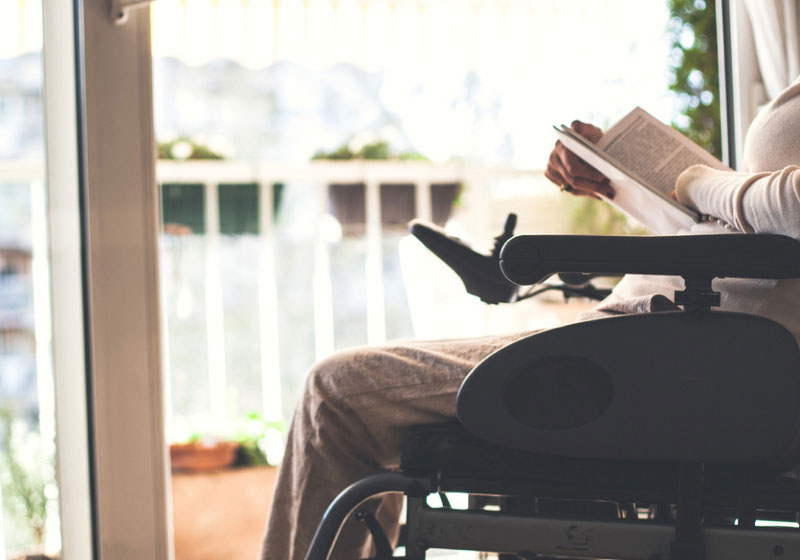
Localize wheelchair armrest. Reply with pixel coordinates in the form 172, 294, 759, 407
499, 233, 800, 286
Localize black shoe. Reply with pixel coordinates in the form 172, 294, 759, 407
408, 213, 519, 304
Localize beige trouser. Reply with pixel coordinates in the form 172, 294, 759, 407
259, 330, 532, 560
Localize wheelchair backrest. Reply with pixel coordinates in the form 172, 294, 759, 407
457, 311, 800, 464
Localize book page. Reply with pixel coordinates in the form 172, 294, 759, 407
554, 126, 702, 234
597, 107, 729, 197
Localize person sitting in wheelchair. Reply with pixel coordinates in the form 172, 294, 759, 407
259, 73, 800, 560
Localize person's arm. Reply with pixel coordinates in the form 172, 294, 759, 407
675, 164, 800, 238
545, 121, 615, 199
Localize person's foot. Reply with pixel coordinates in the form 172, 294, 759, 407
408, 214, 519, 304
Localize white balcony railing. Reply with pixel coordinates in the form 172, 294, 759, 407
155, 159, 559, 436
2, 159, 578, 444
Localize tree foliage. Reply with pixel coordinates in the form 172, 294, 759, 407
1, 409, 50, 548
668, 0, 722, 157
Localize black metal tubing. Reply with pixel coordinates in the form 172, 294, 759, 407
407, 507, 800, 559
671, 463, 706, 560
354, 508, 394, 560
305, 473, 433, 560
435, 472, 800, 514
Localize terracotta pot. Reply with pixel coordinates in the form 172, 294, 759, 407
8, 551, 53, 560
169, 441, 239, 471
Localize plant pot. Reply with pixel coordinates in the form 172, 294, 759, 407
169, 441, 239, 472
8, 550, 55, 560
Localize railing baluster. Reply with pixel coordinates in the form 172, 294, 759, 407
8, 159, 552, 435
365, 177, 386, 345
258, 180, 283, 422
414, 179, 433, 223
313, 181, 335, 360
204, 181, 228, 433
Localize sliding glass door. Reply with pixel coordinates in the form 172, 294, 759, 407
0, 1, 93, 559
3, 1, 170, 558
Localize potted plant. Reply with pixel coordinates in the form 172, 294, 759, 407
169, 437, 239, 472
169, 413, 286, 471
230, 412, 286, 467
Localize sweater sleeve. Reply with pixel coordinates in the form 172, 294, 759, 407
674, 164, 800, 238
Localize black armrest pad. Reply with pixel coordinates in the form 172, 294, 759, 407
499, 234, 800, 286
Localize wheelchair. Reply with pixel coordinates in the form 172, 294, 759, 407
305, 232, 800, 560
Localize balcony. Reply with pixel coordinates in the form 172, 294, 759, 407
155, 158, 585, 442
0, 158, 597, 444
155, 157, 593, 560
1, 155, 597, 560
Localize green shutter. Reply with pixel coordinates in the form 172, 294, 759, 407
161, 183, 205, 234
219, 183, 259, 235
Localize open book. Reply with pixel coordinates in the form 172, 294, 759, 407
554, 107, 733, 235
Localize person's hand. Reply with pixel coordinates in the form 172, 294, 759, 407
545, 120, 614, 199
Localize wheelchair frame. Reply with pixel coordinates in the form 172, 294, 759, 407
308, 467, 800, 559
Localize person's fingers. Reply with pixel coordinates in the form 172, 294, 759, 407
544, 164, 567, 188
569, 175, 612, 199
549, 146, 614, 198
561, 151, 609, 184
546, 126, 615, 199
570, 120, 603, 143
553, 142, 608, 184
546, 162, 610, 200
563, 181, 601, 199
545, 164, 576, 193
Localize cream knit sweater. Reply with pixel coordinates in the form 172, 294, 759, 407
591, 75, 800, 341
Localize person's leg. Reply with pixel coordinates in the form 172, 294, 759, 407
259, 330, 532, 560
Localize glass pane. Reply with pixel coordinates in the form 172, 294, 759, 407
0, 0, 62, 557
151, 1, 721, 557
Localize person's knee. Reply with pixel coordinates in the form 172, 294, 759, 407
296, 347, 391, 443
303, 345, 389, 405
294, 347, 395, 464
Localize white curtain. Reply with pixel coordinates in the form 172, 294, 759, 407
743, 0, 800, 100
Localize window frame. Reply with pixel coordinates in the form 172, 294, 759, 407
41, 1, 95, 557
70, 0, 170, 557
